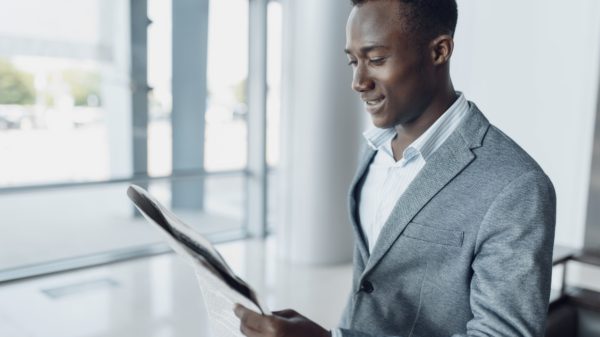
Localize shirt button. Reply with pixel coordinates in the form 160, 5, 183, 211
360, 280, 374, 293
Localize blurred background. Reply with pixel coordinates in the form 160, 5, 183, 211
1, 0, 600, 336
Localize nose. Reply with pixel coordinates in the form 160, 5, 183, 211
352, 64, 374, 93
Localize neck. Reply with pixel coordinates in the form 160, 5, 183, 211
392, 82, 457, 158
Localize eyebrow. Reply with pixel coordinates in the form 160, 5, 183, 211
344, 45, 389, 55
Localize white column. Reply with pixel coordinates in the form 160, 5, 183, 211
278, 0, 363, 265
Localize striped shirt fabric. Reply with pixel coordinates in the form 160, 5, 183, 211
359, 93, 470, 253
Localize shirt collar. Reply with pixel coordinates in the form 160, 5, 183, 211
362, 93, 469, 161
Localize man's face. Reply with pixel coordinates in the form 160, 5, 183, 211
345, 1, 435, 129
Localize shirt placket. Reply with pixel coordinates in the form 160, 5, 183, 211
371, 163, 402, 250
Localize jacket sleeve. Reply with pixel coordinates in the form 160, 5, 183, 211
338, 170, 557, 337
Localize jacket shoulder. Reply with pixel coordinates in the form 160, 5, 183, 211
475, 124, 548, 180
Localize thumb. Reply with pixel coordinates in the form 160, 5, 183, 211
234, 303, 267, 332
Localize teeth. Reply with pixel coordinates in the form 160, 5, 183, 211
366, 98, 383, 105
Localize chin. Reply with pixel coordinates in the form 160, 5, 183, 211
371, 115, 394, 129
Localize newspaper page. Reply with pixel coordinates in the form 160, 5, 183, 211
126, 185, 270, 337
194, 262, 263, 337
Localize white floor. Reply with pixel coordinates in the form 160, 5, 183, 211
0, 238, 353, 337
3, 237, 600, 337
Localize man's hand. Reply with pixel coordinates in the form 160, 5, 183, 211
234, 304, 331, 337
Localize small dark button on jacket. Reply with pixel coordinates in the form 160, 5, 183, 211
360, 280, 374, 293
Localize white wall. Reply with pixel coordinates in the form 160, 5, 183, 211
452, 1, 600, 248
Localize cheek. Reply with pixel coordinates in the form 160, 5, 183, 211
379, 68, 427, 118
384, 66, 428, 100
377, 65, 411, 92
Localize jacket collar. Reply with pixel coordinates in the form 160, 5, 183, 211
348, 103, 490, 272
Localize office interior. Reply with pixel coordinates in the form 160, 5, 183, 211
1, 0, 600, 336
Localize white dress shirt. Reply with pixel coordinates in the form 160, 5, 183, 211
331, 93, 470, 337
359, 93, 470, 253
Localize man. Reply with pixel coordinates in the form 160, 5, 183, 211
235, 0, 556, 336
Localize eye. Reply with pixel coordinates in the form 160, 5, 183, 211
369, 57, 386, 65
347, 59, 357, 67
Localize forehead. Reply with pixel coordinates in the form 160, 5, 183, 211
345, 1, 407, 51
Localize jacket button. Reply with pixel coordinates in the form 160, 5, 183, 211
360, 280, 374, 293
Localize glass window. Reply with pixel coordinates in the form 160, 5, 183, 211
148, 0, 173, 177
0, 0, 268, 280
267, 0, 282, 167
267, 0, 282, 230
205, 0, 249, 172
0, 0, 131, 186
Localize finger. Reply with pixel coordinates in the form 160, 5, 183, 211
239, 321, 262, 337
234, 304, 268, 332
272, 308, 298, 319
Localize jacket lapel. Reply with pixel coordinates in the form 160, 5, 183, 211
349, 145, 376, 261
361, 105, 490, 277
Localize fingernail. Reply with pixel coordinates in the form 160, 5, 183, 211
233, 304, 243, 317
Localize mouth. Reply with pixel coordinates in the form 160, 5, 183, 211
363, 96, 385, 114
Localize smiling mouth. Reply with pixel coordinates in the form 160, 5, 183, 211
363, 95, 385, 105
366, 98, 384, 105
364, 96, 385, 113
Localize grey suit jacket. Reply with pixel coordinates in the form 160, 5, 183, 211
338, 103, 556, 337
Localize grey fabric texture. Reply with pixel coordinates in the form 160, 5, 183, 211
339, 103, 557, 337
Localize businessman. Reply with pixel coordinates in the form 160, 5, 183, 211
235, 1, 557, 337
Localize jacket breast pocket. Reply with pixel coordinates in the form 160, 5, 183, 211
402, 222, 464, 247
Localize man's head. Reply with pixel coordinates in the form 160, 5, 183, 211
345, 0, 458, 129
351, 0, 457, 43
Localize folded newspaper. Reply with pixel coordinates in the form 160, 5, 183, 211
127, 184, 270, 337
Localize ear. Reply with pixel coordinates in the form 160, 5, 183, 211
429, 35, 454, 66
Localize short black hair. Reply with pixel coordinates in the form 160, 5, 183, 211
350, 0, 458, 40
